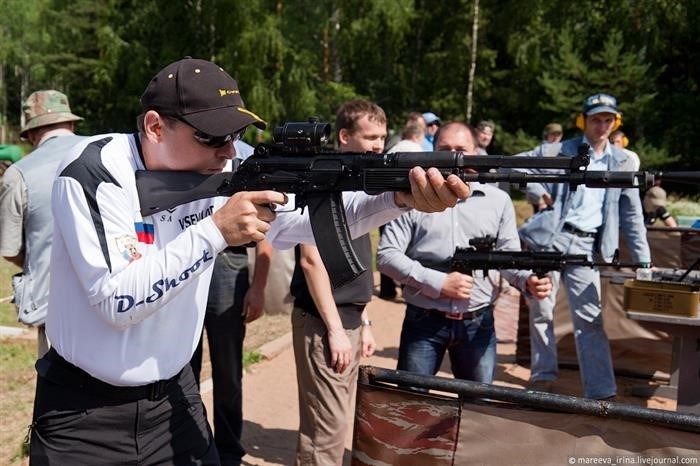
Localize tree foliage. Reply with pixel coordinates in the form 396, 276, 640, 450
0, 0, 697, 186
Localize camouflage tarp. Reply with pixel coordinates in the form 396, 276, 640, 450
354, 367, 700, 466
352, 383, 460, 466
456, 402, 700, 465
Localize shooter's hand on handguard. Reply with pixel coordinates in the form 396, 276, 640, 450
394, 167, 471, 212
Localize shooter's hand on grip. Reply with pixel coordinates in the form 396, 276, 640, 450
526, 274, 553, 300
212, 190, 288, 246
441, 271, 474, 300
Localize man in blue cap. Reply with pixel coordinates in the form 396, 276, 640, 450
516, 93, 651, 400
421, 111, 440, 151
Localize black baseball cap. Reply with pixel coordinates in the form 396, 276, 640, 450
140, 57, 266, 137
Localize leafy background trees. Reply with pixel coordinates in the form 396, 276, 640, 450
1, 0, 698, 182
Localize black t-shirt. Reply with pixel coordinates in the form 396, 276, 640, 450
291, 233, 373, 329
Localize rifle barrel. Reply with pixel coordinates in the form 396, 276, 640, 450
389, 151, 588, 171
459, 171, 648, 188
652, 171, 700, 184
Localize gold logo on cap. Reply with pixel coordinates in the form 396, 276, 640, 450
237, 107, 266, 124
219, 89, 240, 97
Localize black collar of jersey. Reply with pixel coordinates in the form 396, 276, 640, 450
133, 132, 146, 168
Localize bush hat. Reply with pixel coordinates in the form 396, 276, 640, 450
20, 90, 83, 139
643, 186, 667, 212
544, 122, 563, 134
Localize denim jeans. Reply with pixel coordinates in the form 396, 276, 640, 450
526, 231, 617, 400
397, 304, 496, 384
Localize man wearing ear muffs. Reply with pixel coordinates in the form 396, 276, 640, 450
609, 129, 640, 171
515, 93, 651, 400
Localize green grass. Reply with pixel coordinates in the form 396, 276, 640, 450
243, 350, 263, 368
0, 261, 33, 464
0, 260, 21, 327
668, 196, 700, 218
0, 338, 36, 465
0, 305, 20, 327
0, 339, 35, 373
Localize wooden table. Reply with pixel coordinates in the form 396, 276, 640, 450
625, 311, 700, 414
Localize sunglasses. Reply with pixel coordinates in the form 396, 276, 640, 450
192, 127, 246, 148
169, 115, 246, 148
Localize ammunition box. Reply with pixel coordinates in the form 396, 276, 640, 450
623, 279, 699, 317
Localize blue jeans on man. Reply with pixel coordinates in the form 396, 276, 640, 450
397, 304, 497, 384
526, 231, 616, 400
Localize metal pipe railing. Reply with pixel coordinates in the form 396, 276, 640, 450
359, 366, 700, 434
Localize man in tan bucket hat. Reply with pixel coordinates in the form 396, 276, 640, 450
0, 89, 85, 356
643, 184, 678, 227
19, 89, 83, 141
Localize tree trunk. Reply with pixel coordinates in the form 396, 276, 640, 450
0, 63, 5, 143
466, 0, 480, 122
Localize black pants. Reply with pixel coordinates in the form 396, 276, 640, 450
30, 349, 219, 465
191, 250, 249, 466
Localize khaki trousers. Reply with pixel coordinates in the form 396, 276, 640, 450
292, 307, 362, 466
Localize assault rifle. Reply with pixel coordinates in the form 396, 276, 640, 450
451, 244, 646, 278
135, 120, 695, 288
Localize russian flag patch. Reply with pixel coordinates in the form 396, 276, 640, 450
135, 222, 155, 244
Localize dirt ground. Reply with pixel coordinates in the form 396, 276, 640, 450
243, 313, 293, 354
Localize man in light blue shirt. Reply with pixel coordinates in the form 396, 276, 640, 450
517, 93, 651, 400
421, 111, 440, 150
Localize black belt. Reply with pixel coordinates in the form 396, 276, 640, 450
423, 307, 488, 321
40, 348, 181, 402
222, 246, 248, 255
562, 223, 596, 238
336, 303, 366, 313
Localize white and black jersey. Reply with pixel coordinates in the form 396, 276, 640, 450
47, 133, 229, 385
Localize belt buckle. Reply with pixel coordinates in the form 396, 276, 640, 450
148, 380, 167, 401
444, 311, 464, 320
